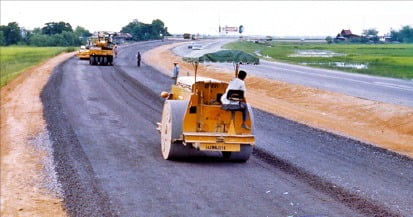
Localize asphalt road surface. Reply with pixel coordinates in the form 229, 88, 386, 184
41, 40, 412, 217
173, 40, 413, 107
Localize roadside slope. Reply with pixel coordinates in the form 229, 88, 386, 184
0, 52, 73, 216
143, 42, 413, 158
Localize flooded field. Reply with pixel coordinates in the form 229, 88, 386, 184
225, 41, 413, 79
289, 50, 345, 58
301, 62, 368, 69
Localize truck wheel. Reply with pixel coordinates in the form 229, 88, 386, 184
94, 56, 99, 65
103, 56, 108, 65
90, 56, 95, 65
161, 100, 190, 160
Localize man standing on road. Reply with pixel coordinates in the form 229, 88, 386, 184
137, 52, 141, 67
172, 63, 179, 84
221, 70, 250, 130
114, 45, 118, 58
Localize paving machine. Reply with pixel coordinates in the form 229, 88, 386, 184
88, 32, 115, 65
158, 50, 259, 162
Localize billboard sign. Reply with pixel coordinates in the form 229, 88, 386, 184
222, 26, 238, 33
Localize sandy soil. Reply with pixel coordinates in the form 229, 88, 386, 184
143, 42, 413, 158
0, 53, 74, 216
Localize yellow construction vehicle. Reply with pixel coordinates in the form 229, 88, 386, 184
77, 45, 90, 60
158, 50, 259, 162
88, 32, 115, 65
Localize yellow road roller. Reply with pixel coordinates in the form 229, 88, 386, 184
158, 50, 259, 162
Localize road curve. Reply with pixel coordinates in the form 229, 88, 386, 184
41, 40, 412, 216
173, 40, 413, 107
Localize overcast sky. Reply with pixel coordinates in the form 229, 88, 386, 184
1, 1, 412, 36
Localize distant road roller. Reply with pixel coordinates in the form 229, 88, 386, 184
88, 32, 115, 65
158, 50, 259, 162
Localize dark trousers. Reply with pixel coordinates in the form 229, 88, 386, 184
222, 102, 248, 121
137, 60, 141, 67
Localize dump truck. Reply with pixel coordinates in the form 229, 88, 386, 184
158, 50, 259, 162
88, 32, 115, 65
183, 33, 191, 39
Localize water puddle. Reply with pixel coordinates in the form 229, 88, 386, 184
300, 62, 368, 69
289, 50, 345, 57
333, 62, 368, 69
254, 50, 262, 56
254, 50, 272, 59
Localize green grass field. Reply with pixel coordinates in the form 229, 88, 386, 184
224, 41, 413, 79
0, 46, 75, 87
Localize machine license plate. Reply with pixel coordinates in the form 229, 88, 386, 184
200, 143, 240, 152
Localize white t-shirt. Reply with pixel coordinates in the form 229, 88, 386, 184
221, 78, 246, 105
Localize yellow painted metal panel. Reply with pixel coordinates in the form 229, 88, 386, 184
200, 143, 240, 152
183, 133, 255, 145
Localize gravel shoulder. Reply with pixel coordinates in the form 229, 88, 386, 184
0, 53, 72, 216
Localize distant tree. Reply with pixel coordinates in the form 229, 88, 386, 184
29, 34, 51, 46
1, 22, 22, 45
42, 21, 73, 35
121, 19, 143, 41
63, 31, 81, 46
362, 28, 379, 43
325, 36, 333, 44
20, 28, 32, 45
349, 37, 363, 43
362, 28, 378, 37
390, 26, 413, 43
151, 19, 166, 39
164, 27, 171, 36
74, 26, 92, 44
121, 19, 170, 41
32, 27, 42, 35
74, 26, 91, 37
28, 31, 81, 46
0, 30, 4, 45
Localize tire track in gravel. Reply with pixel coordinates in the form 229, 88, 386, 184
41, 59, 119, 217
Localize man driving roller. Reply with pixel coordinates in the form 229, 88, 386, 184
221, 70, 250, 130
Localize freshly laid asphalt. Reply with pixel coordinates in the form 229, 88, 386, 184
41, 40, 412, 217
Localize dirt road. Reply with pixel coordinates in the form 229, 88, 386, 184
38, 40, 412, 216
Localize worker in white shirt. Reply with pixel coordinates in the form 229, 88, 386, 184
221, 70, 250, 130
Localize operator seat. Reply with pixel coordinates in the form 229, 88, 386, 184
222, 90, 244, 111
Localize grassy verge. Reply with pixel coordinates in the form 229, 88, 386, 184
224, 41, 413, 79
0, 46, 76, 87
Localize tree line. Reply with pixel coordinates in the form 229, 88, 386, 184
390, 26, 413, 43
0, 19, 169, 46
120, 19, 170, 41
326, 26, 413, 44
0, 21, 91, 46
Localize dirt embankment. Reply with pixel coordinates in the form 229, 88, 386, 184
1, 53, 74, 216
143, 42, 413, 158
